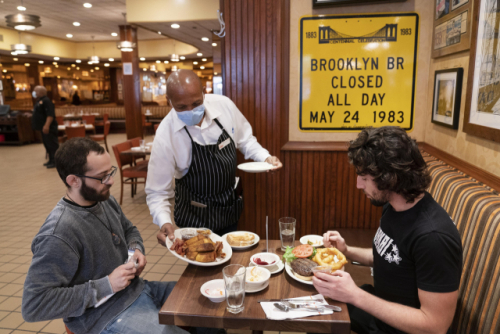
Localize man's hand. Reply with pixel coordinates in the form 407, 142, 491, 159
323, 230, 348, 253
265, 156, 283, 172
108, 262, 136, 293
132, 249, 147, 276
157, 223, 176, 247
312, 271, 360, 304
42, 125, 49, 134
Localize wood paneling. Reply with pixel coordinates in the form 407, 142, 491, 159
221, 0, 381, 239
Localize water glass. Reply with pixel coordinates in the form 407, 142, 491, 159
222, 264, 245, 314
279, 217, 296, 251
139, 139, 145, 150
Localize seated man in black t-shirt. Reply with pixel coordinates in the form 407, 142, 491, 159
314, 126, 462, 334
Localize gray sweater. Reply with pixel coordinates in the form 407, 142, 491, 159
22, 196, 146, 334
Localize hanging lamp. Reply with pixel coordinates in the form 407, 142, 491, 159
117, 13, 136, 52
11, 31, 31, 55
5, 13, 41, 31
88, 36, 99, 64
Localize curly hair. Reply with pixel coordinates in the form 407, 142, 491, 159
347, 126, 431, 203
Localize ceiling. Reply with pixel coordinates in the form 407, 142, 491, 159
0, 0, 219, 59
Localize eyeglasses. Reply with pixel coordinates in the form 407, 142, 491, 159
75, 166, 117, 184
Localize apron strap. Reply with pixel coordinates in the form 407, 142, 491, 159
183, 126, 194, 142
213, 118, 224, 131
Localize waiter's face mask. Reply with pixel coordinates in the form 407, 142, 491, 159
173, 95, 205, 126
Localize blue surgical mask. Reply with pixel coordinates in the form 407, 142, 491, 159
175, 104, 205, 126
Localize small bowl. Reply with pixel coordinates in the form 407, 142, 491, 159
250, 252, 280, 268
300, 235, 324, 247
200, 279, 226, 303
180, 228, 197, 241
245, 266, 271, 287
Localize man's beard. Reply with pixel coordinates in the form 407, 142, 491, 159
368, 190, 390, 207
80, 179, 111, 202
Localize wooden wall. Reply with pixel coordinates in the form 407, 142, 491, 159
220, 0, 381, 239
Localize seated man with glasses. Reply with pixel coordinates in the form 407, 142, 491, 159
22, 138, 189, 334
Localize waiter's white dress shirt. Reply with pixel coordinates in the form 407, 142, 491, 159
146, 94, 271, 229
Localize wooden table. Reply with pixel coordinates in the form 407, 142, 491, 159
63, 113, 101, 120
120, 147, 152, 156
159, 240, 350, 334
58, 124, 95, 131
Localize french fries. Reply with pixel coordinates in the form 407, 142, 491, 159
312, 247, 348, 271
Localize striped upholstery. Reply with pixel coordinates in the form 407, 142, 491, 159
424, 152, 500, 334
55, 106, 171, 120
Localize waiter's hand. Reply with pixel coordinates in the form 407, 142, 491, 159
42, 125, 49, 134
157, 223, 176, 247
265, 156, 283, 172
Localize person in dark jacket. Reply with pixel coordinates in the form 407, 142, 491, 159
31, 86, 59, 168
72, 91, 81, 105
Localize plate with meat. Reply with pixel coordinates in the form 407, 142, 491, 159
167, 228, 233, 266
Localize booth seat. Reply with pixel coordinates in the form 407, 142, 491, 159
55, 106, 171, 120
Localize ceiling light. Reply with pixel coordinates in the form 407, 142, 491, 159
197, 53, 202, 56
171, 23, 180, 29
193, 61, 198, 65
201, 37, 209, 42
11, 52, 17, 55
54, 57, 59, 60
83, 3, 92, 8
67, 67, 70, 70
111, 32, 118, 37
71, 64, 75, 67
88, 61, 93, 65
158, 31, 161, 34
156, 60, 160, 63
73, 22, 80, 26
13, 58, 18, 61
164, 60, 169, 64
55, 65, 59, 68
89, 36, 99, 63
6, 14, 41, 31
57, 75, 60, 78
212, 43, 217, 46
214, 72, 218, 75
143, 68, 147, 71
200, 66, 205, 69
76, 59, 81, 63
117, 40, 135, 52
95, 67, 99, 70
180, 56, 185, 60
38, 60, 43, 64
17, 6, 26, 11
172, 65, 178, 71
53, 62, 57, 65
2, 70, 6, 73
66, 34, 73, 38
11, 43, 31, 55
24, 63, 29, 66
104, 63, 109, 67
105, 58, 112, 62
140, 57, 145, 61
171, 54, 179, 62
90, 69, 94, 72
76, 67, 80, 70
202, 58, 207, 61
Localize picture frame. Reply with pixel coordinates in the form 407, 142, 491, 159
436, 0, 450, 20
432, 68, 463, 129
451, 0, 469, 10
464, 0, 500, 142
312, 0, 406, 8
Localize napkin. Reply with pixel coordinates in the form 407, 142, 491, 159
260, 294, 333, 320
131, 146, 148, 151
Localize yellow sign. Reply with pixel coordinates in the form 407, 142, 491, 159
299, 13, 419, 132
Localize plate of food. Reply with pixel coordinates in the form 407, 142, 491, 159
167, 228, 232, 266
283, 244, 347, 285
222, 231, 260, 250
299, 235, 324, 247
237, 162, 274, 173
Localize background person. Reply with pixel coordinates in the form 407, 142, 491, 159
31, 85, 58, 168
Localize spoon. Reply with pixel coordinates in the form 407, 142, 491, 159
273, 303, 324, 313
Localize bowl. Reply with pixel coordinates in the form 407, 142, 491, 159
200, 279, 226, 303
299, 235, 324, 247
245, 266, 271, 287
250, 252, 280, 268
180, 228, 197, 241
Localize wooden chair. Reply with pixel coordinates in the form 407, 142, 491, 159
65, 125, 86, 139
89, 121, 111, 152
82, 115, 96, 126
56, 116, 64, 125
128, 137, 148, 169
154, 123, 159, 133
95, 113, 109, 127
112, 141, 148, 205
142, 114, 153, 135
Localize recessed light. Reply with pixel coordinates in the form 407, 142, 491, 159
193, 61, 198, 65
55, 65, 58, 68
53, 62, 57, 65
57, 75, 61, 78
214, 72, 218, 75
83, 3, 92, 8
76, 67, 80, 70
201, 37, 209, 42
76, 59, 81, 63
158, 31, 161, 34
171, 23, 180, 29
104, 63, 109, 67
38, 60, 44, 64
88, 61, 93, 65
95, 67, 99, 70
67, 67, 70, 70
140, 57, 145, 61
202, 58, 207, 61
197, 53, 202, 56
13, 58, 18, 61
90, 69, 94, 72
212, 43, 217, 47
54, 57, 60, 60
66, 34, 73, 38
71, 64, 75, 67
111, 32, 118, 37
164, 60, 169, 64
143, 68, 147, 71
2, 70, 6, 73
108, 58, 114, 61
200, 66, 205, 69
156, 60, 160, 63
73, 22, 80, 26
24, 63, 30, 66
17, 5, 26, 11
180, 56, 185, 60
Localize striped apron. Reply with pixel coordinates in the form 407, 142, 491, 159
174, 119, 243, 231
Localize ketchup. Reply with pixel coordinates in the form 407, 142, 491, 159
254, 258, 276, 265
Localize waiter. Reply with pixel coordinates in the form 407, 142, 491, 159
31, 86, 59, 169
146, 70, 282, 246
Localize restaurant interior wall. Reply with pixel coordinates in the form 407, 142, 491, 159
126, 0, 219, 23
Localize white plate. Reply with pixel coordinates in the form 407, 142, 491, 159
166, 228, 232, 266
237, 162, 274, 173
285, 262, 314, 285
300, 235, 324, 247
221, 231, 260, 250
245, 280, 269, 293
249, 259, 284, 274
200, 279, 226, 303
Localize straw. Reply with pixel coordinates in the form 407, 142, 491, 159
266, 216, 268, 252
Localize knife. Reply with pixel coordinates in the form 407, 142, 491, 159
257, 298, 324, 303
286, 302, 342, 312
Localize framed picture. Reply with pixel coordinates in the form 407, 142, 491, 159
432, 0, 471, 58
464, 0, 500, 142
436, 0, 450, 20
451, 0, 469, 10
432, 68, 463, 129
312, 0, 406, 8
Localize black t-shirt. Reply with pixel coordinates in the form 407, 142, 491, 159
372, 192, 462, 334
31, 96, 57, 131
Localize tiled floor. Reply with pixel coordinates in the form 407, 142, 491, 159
0, 134, 307, 334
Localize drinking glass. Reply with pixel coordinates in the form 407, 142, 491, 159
139, 139, 145, 150
279, 217, 296, 251
222, 264, 245, 314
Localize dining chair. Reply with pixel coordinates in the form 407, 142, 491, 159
112, 141, 148, 205
89, 121, 111, 152
95, 113, 109, 127
65, 125, 86, 139
142, 114, 153, 135
82, 115, 96, 126
56, 116, 64, 125
128, 137, 149, 169
154, 123, 159, 133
